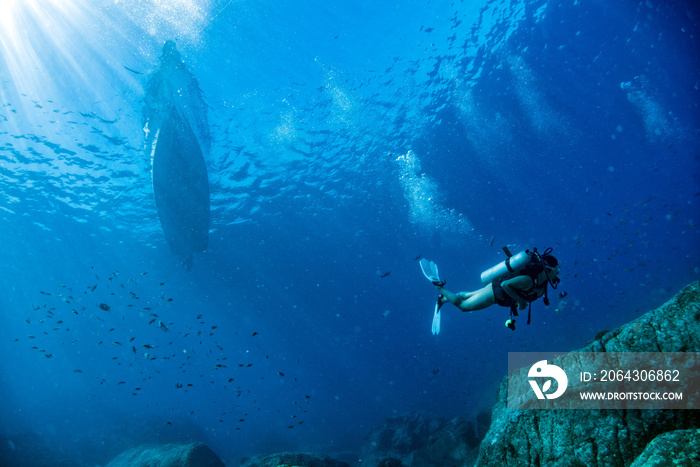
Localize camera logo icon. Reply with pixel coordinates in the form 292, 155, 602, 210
528, 360, 568, 400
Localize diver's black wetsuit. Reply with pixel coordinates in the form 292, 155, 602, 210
492, 277, 545, 307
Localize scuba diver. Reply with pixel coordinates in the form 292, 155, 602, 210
421, 247, 561, 333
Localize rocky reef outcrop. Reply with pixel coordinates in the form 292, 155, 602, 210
0, 432, 75, 467
358, 411, 489, 466
629, 428, 700, 467
475, 281, 700, 467
240, 451, 351, 467
105, 442, 225, 467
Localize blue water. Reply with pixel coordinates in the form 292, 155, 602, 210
1, 0, 698, 464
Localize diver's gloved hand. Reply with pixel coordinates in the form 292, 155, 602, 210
510, 303, 519, 317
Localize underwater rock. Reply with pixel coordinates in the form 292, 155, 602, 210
105, 442, 225, 467
474, 409, 492, 440
629, 428, 700, 467
376, 458, 403, 467
0, 432, 74, 467
475, 281, 700, 467
359, 412, 482, 467
240, 451, 350, 467
412, 417, 481, 466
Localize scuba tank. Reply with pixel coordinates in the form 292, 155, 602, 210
480, 247, 533, 285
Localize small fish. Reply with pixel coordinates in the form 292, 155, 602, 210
382, 310, 391, 318
558, 291, 568, 299
123, 65, 142, 75
99, 303, 110, 311
112, 341, 122, 346
39, 291, 52, 295
278, 371, 285, 377
378, 271, 391, 278
142, 344, 153, 349
117, 381, 125, 385
413, 255, 422, 261
91, 285, 97, 292
129, 337, 135, 342
158, 321, 169, 333
44, 353, 53, 358
252, 331, 259, 336
148, 319, 156, 325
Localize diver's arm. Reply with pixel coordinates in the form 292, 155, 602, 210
501, 276, 533, 310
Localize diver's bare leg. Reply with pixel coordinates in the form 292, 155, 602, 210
437, 284, 495, 312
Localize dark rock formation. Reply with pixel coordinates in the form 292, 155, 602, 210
240, 451, 350, 467
475, 282, 700, 467
377, 458, 402, 467
359, 412, 482, 467
0, 432, 74, 467
474, 409, 492, 440
629, 428, 700, 466
105, 442, 225, 467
